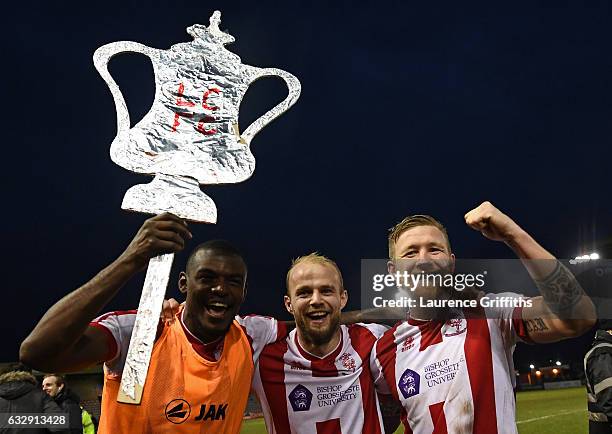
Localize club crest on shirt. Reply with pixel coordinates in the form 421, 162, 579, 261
289, 384, 313, 412
443, 318, 466, 337
401, 335, 415, 352
339, 352, 356, 372
398, 368, 420, 399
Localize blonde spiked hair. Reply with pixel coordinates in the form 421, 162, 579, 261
388, 215, 452, 258
286, 252, 344, 294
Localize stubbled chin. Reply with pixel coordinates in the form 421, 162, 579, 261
304, 315, 335, 334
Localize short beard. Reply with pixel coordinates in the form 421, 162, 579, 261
296, 312, 341, 347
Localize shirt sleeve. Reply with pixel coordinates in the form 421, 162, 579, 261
89, 310, 137, 375
235, 315, 287, 362
482, 292, 532, 346
357, 322, 390, 339
370, 345, 391, 395
369, 341, 391, 395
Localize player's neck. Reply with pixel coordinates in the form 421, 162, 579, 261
408, 305, 437, 321
408, 288, 450, 321
180, 309, 224, 345
409, 299, 451, 321
182, 310, 225, 344
297, 328, 342, 358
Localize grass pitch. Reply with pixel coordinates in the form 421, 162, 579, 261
240, 387, 588, 433
240, 418, 267, 434
516, 387, 587, 434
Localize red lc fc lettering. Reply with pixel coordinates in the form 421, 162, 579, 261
171, 83, 220, 135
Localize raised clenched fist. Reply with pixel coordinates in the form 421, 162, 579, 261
464, 201, 522, 243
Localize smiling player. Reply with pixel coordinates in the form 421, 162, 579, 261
20, 213, 285, 434
252, 253, 396, 433
371, 202, 597, 433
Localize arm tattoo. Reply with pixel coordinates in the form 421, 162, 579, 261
535, 261, 584, 315
524, 317, 549, 333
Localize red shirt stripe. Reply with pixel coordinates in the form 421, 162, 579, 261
428, 401, 448, 434
295, 333, 342, 378
376, 323, 402, 402
259, 340, 291, 433
464, 314, 498, 434
348, 325, 382, 434
408, 318, 443, 352
511, 306, 534, 344
316, 418, 341, 434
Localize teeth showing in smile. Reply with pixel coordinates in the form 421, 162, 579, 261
308, 312, 327, 319
207, 302, 228, 313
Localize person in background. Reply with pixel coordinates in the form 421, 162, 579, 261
0, 363, 66, 434
585, 319, 612, 433
80, 406, 95, 434
42, 374, 82, 434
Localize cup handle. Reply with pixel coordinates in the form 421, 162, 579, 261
93, 42, 158, 136
241, 68, 301, 145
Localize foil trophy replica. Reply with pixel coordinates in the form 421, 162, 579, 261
93, 11, 301, 404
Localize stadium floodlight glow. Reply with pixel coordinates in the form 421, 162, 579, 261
535, 370, 542, 376
529, 364, 535, 369
573, 252, 600, 262
555, 361, 561, 366
552, 368, 559, 374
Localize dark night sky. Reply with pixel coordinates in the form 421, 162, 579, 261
4, 1, 612, 372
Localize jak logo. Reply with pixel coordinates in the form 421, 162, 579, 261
165, 399, 191, 424
398, 369, 420, 399
288, 384, 313, 412
194, 403, 228, 422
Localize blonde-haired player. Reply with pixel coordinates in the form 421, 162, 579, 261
253, 252, 398, 433
372, 201, 596, 433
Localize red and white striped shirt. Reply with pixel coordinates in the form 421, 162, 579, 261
371, 293, 531, 434
253, 323, 388, 434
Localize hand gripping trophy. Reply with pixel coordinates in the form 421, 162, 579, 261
93, 10, 300, 404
